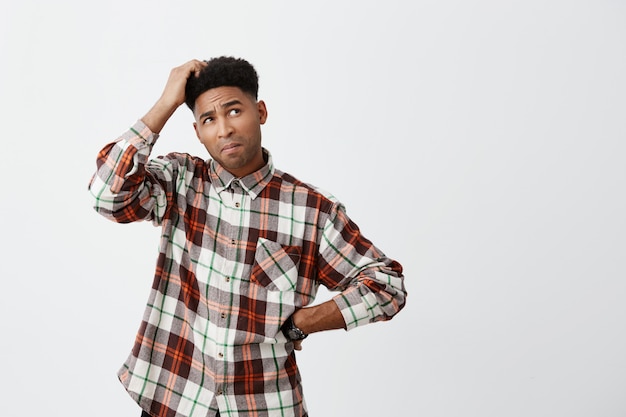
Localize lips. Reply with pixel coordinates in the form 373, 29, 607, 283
222, 142, 241, 155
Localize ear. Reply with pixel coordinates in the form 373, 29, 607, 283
257, 100, 268, 125
193, 122, 200, 140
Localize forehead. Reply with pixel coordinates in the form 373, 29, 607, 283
194, 86, 254, 111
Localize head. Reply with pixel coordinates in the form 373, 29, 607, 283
185, 56, 259, 111
186, 56, 268, 177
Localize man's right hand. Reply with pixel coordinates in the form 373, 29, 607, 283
141, 59, 207, 134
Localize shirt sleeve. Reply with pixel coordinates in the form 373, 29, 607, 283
88, 120, 173, 225
318, 203, 407, 331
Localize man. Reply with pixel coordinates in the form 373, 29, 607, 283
89, 57, 407, 417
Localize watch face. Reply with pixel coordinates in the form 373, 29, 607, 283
288, 327, 306, 340
282, 316, 307, 340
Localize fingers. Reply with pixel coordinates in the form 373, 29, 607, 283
293, 340, 303, 351
171, 59, 207, 81
185, 59, 208, 77
159, 59, 208, 108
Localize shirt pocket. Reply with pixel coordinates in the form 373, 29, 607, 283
250, 238, 301, 292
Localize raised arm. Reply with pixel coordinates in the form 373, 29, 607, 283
142, 59, 207, 133
88, 59, 207, 224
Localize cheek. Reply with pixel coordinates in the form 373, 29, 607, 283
197, 126, 216, 143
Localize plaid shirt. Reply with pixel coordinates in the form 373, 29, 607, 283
89, 121, 406, 417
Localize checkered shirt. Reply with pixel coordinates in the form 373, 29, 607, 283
88, 120, 407, 417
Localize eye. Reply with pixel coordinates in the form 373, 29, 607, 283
229, 108, 241, 116
203, 116, 214, 124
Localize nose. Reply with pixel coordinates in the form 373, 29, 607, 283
217, 118, 234, 139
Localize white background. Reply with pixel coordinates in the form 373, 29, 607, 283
1, 1, 625, 416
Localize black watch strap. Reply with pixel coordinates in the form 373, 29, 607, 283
281, 315, 308, 341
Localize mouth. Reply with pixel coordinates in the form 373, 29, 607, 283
221, 142, 241, 155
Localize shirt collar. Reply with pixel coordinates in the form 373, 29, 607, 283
209, 148, 274, 199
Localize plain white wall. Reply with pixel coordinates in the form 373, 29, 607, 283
1, 0, 624, 416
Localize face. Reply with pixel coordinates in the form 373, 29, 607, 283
193, 86, 268, 178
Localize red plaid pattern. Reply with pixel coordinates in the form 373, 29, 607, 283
89, 121, 406, 417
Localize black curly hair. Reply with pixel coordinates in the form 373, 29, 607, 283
185, 56, 259, 112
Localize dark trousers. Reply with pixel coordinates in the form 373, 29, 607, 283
142, 412, 220, 417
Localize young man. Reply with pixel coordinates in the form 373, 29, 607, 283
89, 57, 407, 417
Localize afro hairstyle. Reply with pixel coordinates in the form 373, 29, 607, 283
185, 56, 259, 112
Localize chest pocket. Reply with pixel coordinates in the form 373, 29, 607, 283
250, 238, 301, 292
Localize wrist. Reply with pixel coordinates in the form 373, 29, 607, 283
281, 315, 308, 341
142, 100, 179, 134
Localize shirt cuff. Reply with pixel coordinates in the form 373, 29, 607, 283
333, 289, 372, 331
128, 119, 160, 146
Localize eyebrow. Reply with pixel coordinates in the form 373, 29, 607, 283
198, 100, 243, 120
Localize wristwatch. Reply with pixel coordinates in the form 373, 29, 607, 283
281, 315, 308, 341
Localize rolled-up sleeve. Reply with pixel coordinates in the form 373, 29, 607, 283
318, 203, 407, 331
88, 120, 171, 225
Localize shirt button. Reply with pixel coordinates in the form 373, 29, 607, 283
218, 352, 224, 358
225, 277, 230, 282
231, 239, 236, 245
216, 389, 223, 395
221, 312, 227, 319
235, 202, 240, 208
